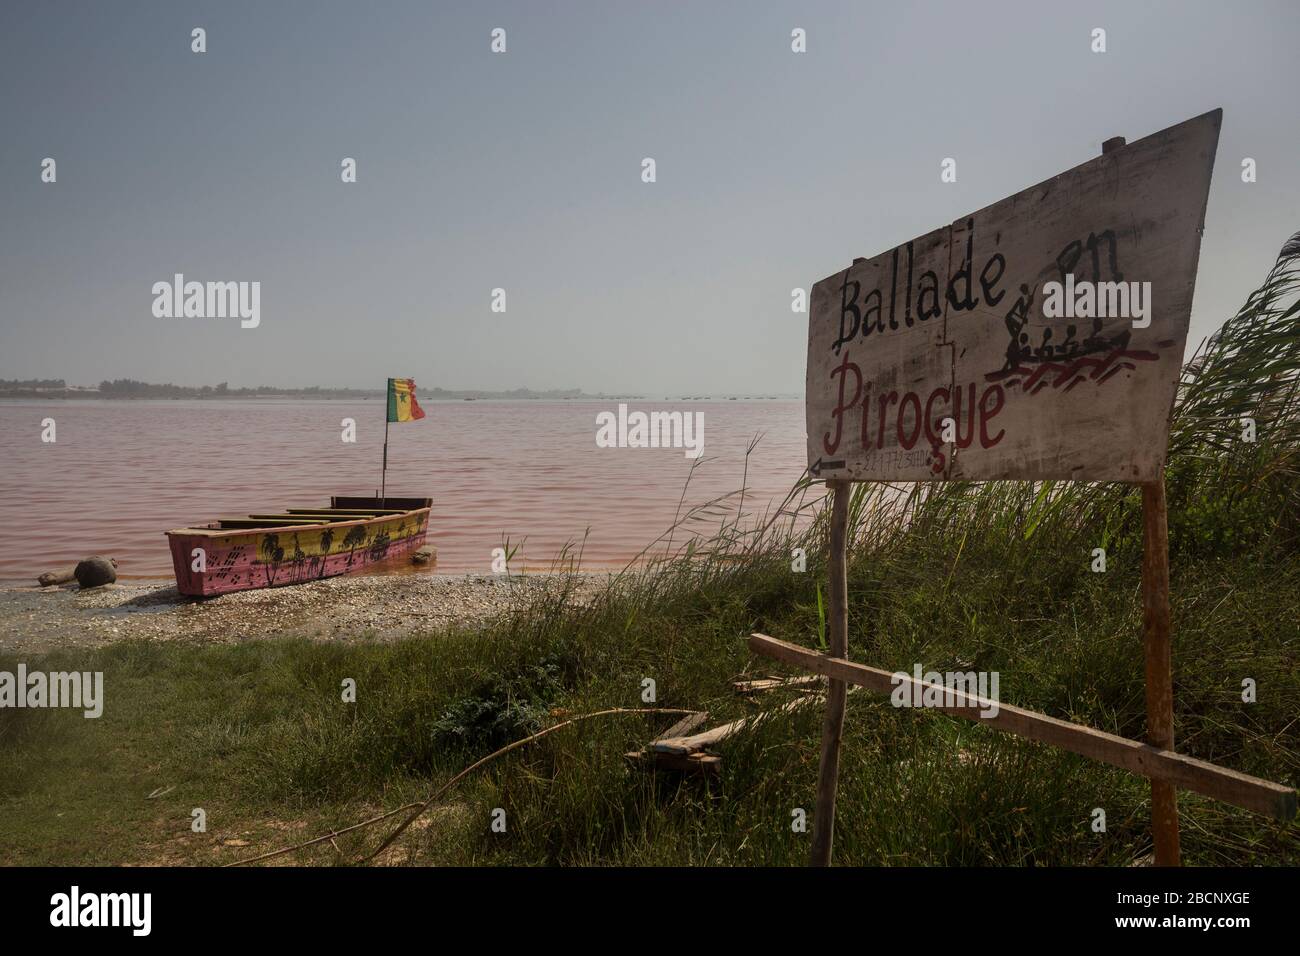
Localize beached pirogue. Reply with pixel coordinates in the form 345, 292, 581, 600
165, 496, 432, 597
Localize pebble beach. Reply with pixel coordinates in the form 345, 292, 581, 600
0, 573, 606, 656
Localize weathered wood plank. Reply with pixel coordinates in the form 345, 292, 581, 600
650, 694, 824, 755
1142, 479, 1181, 864
215, 518, 329, 528
331, 496, 431, 510
811, 480, 852, 866
749, 633, 1296, 821
733, 675, 824, 695
624, 712, 714, 774
656, 711, 711, 740
285, 508, 408, 515
624, 749, 721, 774
246, 514, 363, 523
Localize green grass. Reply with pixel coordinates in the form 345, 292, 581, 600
2, 239, 1298, 866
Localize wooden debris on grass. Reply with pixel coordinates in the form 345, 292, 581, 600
627, 689, 836, 775
732, 674, 825, 696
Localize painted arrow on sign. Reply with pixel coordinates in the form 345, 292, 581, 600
809, 458, 846, 477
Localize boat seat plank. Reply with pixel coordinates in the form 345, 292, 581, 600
284, 508, 410, 515
246, 513, 363, 522
332, 496, 432, 510
216, 518, 330, 528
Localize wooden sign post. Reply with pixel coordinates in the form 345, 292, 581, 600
810, 480, 851, 866
1141, 478, 1180, 864
770, 109, 1298, 866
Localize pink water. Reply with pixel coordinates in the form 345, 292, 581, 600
0, 400, 808, 584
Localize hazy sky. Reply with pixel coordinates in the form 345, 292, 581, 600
1, 1, 1296, 394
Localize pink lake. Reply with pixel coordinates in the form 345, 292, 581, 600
0, 399, 810, 584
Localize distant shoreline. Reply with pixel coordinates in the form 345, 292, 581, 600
0, 378, 796, 402
0, 392, 797, 402
0, 383, 612, 402
0, 393, 654, 401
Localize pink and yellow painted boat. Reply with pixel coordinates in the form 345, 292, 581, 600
165, 496, 432, 597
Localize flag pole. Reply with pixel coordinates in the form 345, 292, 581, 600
381, 380, 390, 508
381, 420, 389, 508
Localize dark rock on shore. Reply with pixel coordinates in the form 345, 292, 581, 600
74, 556, 118, 589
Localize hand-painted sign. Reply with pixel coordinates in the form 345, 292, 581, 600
806, 109, 1221, 482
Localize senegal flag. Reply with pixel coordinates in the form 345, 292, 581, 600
386, 377, 426, 422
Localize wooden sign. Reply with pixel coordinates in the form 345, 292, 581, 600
807, 109, 1221, 482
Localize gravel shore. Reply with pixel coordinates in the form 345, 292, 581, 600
0, 573, 607, 656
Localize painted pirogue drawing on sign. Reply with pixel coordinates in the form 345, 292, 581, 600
165, 496, 431, 597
